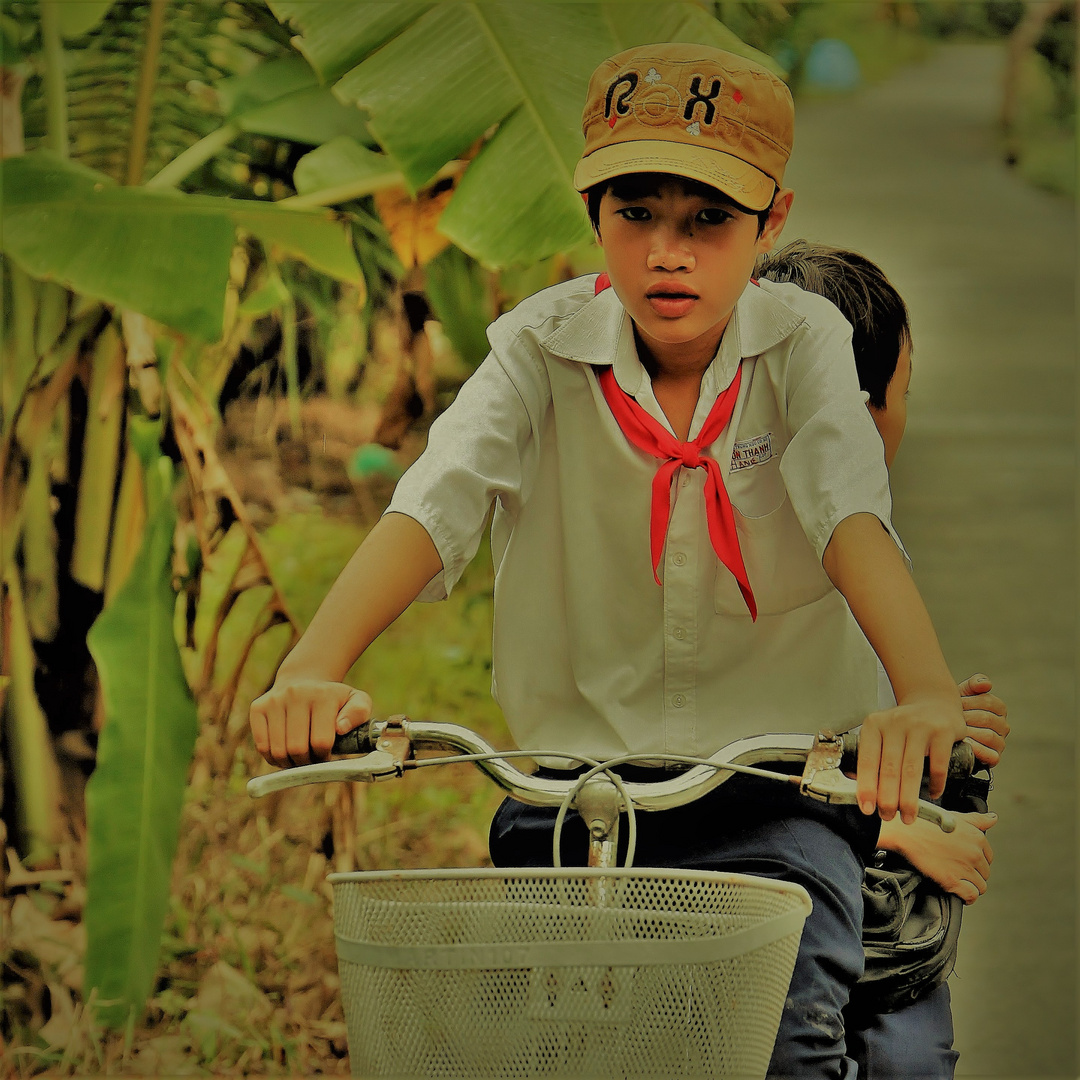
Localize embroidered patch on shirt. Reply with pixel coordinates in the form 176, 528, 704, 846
730, 433, 774, 471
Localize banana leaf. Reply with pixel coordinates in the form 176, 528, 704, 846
217, 55, 376, 147
424, 245, 496, 368
293, 135, 398, 198
84, 424, 198, 1028
56, 1, 117, 40
0, 152, 362, 341
269, 1, 778, 268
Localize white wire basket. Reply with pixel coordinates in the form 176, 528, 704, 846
329, 867, 812, 1079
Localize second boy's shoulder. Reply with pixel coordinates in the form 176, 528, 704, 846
751, 276, 855, 349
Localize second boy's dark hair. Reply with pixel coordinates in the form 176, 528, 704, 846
755, 240, 911, 410
586, 172, 774, 238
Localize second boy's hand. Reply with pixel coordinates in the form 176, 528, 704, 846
822, 512, 967, 824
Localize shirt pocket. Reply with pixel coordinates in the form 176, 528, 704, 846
714, 493, 834, 617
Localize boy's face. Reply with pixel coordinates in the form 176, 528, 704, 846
869, 338, 911, 468
596, 178, 792, 369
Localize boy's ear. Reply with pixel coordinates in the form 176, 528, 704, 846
587, 190, 604, 246
757, 188, 794, 253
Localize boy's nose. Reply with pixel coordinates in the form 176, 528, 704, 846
647, 236, 694, 272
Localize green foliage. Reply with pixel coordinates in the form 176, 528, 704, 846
293, 136, 398, 197
270, 1, 776, 268
216, 55, 377, 148
54, 1, 115, 40
424, 245, 497, 369
915, 1, 1026, 39
12, 0, 277, 183
84, 424, 200, 1028
1011, 46, 1076, 197
0, 152, 361, 340
1032, 6, 1075, 123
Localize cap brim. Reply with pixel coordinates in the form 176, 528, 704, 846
573, 139, 776, 211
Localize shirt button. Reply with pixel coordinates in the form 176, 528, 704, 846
680, 473, 691, 488
672, 627, 686, 640
671, 552, 687, 567
672, 694, 686, 708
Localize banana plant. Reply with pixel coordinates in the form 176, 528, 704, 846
0, 0, 363, 1030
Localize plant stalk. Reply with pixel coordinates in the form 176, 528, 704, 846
281, 290, 301, 437
143, 122, 240, 189
2, 568, 62, 864
125, 0, 169, 185
38, 0, 69, 157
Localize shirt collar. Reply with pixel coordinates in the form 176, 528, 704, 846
541, 277, 807, 395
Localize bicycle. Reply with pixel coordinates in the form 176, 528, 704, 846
248, 718, 973, 1079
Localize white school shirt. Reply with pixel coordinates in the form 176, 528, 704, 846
387, 275, 904, 764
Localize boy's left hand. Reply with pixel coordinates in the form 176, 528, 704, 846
958, 672, 1010, 766
856, 692, 967, 824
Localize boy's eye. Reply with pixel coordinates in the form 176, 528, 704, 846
615, 206, 651, 222
697, 207, 733, 225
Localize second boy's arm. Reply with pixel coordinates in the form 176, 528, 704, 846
822, 512, 966, 823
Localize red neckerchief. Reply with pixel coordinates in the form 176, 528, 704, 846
593, 273, 756, 619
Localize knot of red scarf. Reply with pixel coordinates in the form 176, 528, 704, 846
593, 272, 756, 620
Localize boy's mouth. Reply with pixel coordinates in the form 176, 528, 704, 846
646, 283, 699, 318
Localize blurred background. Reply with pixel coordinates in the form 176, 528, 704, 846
0, 1, 1074, 1075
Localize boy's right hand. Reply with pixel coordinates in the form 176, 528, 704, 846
249, 680, 373, 768
856, 692, 966, 824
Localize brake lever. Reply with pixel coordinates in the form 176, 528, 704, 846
247, 716, 414, 799
246, 750, 402, 798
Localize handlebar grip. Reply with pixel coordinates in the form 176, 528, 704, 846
333, 727, 372, 756
839, 732, 976, 779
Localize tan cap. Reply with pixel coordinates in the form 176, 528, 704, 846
574, 43, 793, 211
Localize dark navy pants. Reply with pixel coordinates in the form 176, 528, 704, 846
845, 982, 958, 1079
489, 768, 881, 1079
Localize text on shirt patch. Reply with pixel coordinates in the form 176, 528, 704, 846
730, 433, 773, 471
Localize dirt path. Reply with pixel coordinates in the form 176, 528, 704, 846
784, 42, 1075, 1077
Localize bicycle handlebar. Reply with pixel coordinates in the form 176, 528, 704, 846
246, 717, 976, 834
327, 721, 977, 780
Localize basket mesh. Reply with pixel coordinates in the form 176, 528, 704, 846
332, 869, 809, 1078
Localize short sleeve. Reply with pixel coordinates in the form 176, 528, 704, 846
386, 345, 548, 601
778, 318, 908, 563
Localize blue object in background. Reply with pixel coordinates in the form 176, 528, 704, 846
804, 39, 862, 92
771, 39, 798, 77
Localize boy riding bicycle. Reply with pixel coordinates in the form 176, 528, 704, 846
251, 45, 971, 1077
